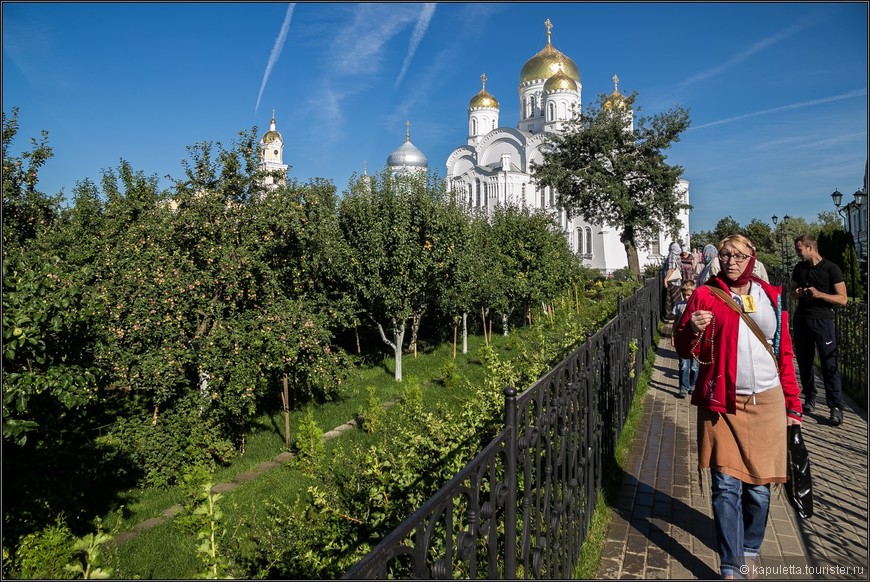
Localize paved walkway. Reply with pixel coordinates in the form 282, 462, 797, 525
597, 335, 869, 580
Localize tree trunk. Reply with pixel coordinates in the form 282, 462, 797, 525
462, 312, 468, 354
376, 318, 406, 382
481, 306, 488, 344
282, 375, 290, 450
409, 307, 425, 357
453, 318, 458, 359
622, 237, 641, 280
502, 312, 509, 335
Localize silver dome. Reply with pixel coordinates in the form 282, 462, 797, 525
387, 140, 429, 169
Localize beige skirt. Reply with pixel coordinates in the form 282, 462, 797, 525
697, 387, 787, 485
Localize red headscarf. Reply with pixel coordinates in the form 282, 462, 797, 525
715, 247, 756, 287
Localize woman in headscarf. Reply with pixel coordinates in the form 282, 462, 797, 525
673, 234, 802, 579
663, 241, 683, 321
695, 243, 719, 285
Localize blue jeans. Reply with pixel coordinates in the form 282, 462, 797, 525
711, 470, 771, 577
679, 357, 698, 392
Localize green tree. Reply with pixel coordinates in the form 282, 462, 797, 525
710, 216, 743, 245
338, 170, 449, 381
2, 108, 60, 256
531, 92, 690, 279
485, 205, 582, 332
818, 230, 864, 301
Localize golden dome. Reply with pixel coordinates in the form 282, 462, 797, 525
520, 19, 580, 85
469, 73, 499, 109
263, 129, 282, 143
543, 68, 577, 92
603, 74, 629, 110
262, 111, 283, 143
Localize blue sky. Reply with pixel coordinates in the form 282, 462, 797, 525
3, 2, 867, 233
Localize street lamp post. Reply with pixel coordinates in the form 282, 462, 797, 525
831, 188, 868, 299
771, 214, 791, 279
831, 189, 848, 230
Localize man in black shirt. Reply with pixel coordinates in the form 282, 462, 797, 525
790, 234, 849, 426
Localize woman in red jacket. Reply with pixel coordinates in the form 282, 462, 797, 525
673, 234, 802, 579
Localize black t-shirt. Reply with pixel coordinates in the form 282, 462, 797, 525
791, 258, 844, 320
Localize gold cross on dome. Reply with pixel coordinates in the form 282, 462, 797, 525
545, 18, 552, 42
612, 74, 619, 92
405, 120, 411, 141
481, 73, 487, 90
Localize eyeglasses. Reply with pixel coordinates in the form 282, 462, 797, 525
718, 252, 750, 263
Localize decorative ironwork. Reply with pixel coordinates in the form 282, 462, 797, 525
834, 300, 868, 405
344, 276, 661, 579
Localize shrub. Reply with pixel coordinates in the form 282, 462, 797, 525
9, 517, 77, 579
356, 386, 381, 434
439, 360, 459, 389
293, 408, 325, 471
98, 396, 236, 488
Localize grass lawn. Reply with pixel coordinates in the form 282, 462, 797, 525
106, 331, 517, 578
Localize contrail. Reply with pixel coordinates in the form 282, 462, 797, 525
255, 3, 295, 115
678, 16, 814, 89
690, 88, 867, 130
395, 3, 436, 89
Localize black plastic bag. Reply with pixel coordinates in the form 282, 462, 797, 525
786, 424, 813, 519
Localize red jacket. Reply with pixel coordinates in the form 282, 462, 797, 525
673, 276, 802, 420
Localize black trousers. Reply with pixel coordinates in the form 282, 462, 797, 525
792, 317, 845, 410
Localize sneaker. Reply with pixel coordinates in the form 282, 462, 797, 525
677, 388, 688, 399
804, 399, 816, 413
830, 407, 843, 426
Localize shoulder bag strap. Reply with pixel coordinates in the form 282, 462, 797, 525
708, 286, 778, 367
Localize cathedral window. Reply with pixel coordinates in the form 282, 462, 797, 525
529, 96, 536, 118
539, 185, 545, 209
576, 228, 583, 254
471, 118, 477, 135
547, 102, 556, 122
475, 179, 481, 206
585, 227, 593, 256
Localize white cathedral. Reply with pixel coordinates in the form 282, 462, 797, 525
443, 18, 690, 275
260, 19, 691, 275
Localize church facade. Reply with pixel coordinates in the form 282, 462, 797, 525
444, 19, 690, 274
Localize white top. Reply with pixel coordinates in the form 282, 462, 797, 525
734, 281, 780, 395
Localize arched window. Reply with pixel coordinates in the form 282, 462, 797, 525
576, 228, 583, 254
549, 187, 555, 207
585, 227, 593, 256
539, 185, 545, 208
529, 95, 537, 117
475, 179, 481, 207
492, 119, 497, 131
471, 118, 477, 135
548, 102, 556, 121
559, 102, 567, 119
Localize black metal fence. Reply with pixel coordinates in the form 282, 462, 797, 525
770, 275, 867, 408
343, 276, 662, 579
833, 301, 868, 406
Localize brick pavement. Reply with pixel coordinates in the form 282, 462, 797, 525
596, 335, 868, 580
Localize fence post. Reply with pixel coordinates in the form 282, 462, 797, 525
503, 386, 517, 580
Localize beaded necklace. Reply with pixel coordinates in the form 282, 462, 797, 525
690, 315, 715, 365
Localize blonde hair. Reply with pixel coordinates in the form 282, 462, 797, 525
717, 234, 756, 257
680, 279, 696, 294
